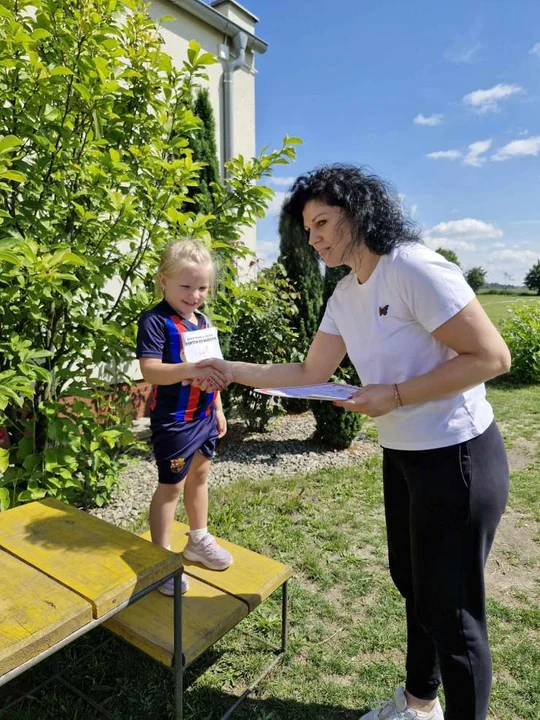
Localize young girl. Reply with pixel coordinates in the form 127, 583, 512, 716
136, 240, 232, 595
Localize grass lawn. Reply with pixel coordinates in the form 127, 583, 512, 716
478, 293, 540, 327
2, 387, 539, 719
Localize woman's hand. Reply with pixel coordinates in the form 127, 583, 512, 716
333, 384, 398, 417
215, 409, 227, 438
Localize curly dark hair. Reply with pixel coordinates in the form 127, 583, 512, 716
282, 164, 421, 255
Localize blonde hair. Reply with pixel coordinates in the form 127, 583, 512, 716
156, 239, 216, 295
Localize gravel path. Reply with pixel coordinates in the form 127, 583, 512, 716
89, 413, 378, 528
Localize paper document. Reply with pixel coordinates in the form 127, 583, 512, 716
255, 383, 360, 401
182, 327, 223, 362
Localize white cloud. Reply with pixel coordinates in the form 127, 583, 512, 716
530, 41, 540, 57
463, 83, 523, 113
492, 135, 540, 161
426, 238, 477, 252
269, 176, 296, 188
463, 140, 492, 167
427, 149, 462, 160
266, 190, 287, 215
257, 238, 280, 267
493, 242, 506, 248
414, 113, 444, 126
490, 249, 538, 263
428, 218, 503, 240
410, 204, 418, 217
444, 42, 482, 64
463, 139, 492, 167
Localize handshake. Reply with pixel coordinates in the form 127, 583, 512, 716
184, 358, 234, 392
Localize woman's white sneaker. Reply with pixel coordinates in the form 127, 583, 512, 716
360, 687, 444, 720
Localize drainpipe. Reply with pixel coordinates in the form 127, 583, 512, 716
221, 31, 247, 178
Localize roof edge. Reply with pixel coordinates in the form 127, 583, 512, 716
165, 0, 268, 54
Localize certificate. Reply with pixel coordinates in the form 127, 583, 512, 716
182, 327, 223, 362
255, 383, 360, 401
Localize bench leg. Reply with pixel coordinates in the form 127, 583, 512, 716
173, 570, 183, 720
219, 579, 289, 720
281, 579, 288, 653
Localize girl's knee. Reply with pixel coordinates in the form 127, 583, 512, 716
155, 481, 184, 499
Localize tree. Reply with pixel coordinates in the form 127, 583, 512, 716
0, 0, 300, 510
524, 260, 540, 295
312, 266, 364, 449
465, 267, 487, 293
189, 87, 221, 215
435, 247, 461, 267
503, 271, 514, 293
277, 210, 324, 412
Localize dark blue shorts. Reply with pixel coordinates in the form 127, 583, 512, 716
151, 410, 218, 485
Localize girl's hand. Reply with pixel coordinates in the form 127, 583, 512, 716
216, 409, 227, 438
333, 384, 398, 417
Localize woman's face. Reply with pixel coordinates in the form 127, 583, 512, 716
302, 199, 354, 267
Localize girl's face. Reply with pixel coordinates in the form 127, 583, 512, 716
160, 262, 212, 318
303, 199, 355, 268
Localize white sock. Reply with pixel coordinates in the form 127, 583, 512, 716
190, 527, 208, 543
166, 544, 171, 551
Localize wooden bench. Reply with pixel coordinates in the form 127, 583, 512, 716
0, 500, 291, 719
105, 522, 291, 718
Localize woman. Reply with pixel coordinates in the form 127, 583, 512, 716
200, 164, 510, 720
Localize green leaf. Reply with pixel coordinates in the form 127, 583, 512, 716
0, 449, 9, 473
0, 135, 22, 155
198, 53, 218, 66
50, 66, 74, 76
32, 28, 52, 41
1, 171, 25, 183
0, 488, 10, 511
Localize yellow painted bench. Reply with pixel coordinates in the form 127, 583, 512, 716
0, 548, 92, 677
105, 521, 292, 717
0, 503, 292, 719
0, 499, 183, 717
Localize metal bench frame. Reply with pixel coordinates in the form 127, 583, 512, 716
0, 568, 289, 719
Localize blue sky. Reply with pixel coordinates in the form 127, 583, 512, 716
243, 0, 540, 285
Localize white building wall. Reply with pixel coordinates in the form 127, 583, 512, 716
148, 0, 258, 264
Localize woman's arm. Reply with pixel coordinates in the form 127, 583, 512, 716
399, 297, 510, 404
196, 331, 347, 389
335, 298, 511, 416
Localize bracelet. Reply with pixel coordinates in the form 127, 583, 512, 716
392, 383, 403, 409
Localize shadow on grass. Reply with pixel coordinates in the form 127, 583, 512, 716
0, 628, 368, 720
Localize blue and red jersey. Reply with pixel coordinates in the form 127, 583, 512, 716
136, 300, 216, 424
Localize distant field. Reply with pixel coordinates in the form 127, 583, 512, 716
478, 293, 540, 327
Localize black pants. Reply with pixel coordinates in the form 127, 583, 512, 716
382, 421, 509, 720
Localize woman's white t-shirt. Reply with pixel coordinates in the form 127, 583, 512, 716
318, 243, 494, 450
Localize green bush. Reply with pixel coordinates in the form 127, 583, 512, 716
312, 366, 363, 449
278, 210, 324, 413
500, 305, 540, 384
312, 266, 363, 448
0, 0, 300, 510
222, 264, 300, 432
